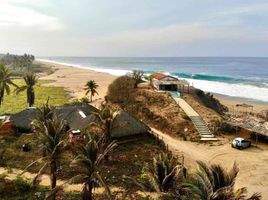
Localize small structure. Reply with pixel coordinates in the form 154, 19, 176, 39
0, 116, 16, 136
151, 73, 190, 93
10, 104, 98, 133
110, 111, 148, 138
235, 103, 254, 113
9, 103, 148, 138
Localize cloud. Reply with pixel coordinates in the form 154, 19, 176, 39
216, 3, 268, 16
90, 23, 244, 47
0, 0, 63, 31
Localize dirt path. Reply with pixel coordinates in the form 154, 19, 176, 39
0, 167, 121, 194
151, 128, 268, 198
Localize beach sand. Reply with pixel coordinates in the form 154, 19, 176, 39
34, 61, 268, 197
38, 60, 267, 112
214, 94, 267, 113
37, 61, 116, 103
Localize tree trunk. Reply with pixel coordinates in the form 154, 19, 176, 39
27, 88, 35, 107
50, 160, 57, 200
90, 93, 93, 102
82, 182, 93, 200
0, 88, 4, 106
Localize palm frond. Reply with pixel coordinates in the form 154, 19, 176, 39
14, 85, 27, 94
32, 162, 49, 187
94, 171, 112, 200
20, 157, 45, 175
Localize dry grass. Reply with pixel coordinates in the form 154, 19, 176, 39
111, 89, 198, 140
0, 133, 163, 196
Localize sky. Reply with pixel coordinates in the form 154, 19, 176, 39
0, 0, 268, 57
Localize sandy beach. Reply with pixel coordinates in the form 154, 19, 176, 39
214, 94, 268, 113
38, 61, 116, 103
38, 60, 267, 112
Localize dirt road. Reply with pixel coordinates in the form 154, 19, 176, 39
151, 128, 268, 198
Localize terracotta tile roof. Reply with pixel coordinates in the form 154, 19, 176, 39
150, 73, 168, 80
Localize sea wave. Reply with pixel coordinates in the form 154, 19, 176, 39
184, 78, 268, 102
37, 59, 268, 102
175, 73, 268, 87
37, 59, 131, 76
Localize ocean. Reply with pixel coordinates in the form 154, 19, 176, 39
38, 57, 268, 103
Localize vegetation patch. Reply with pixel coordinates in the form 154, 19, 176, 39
194, 89, 228, 115
0, 79, 70, 114
110, 89, 198, 140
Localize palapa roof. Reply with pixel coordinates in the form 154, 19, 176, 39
10, 103, 98, 132
9, 103, 148, 138
236, 103, 253, 108
110, 111, 148, 138
9, 108, 38, 131
226, 116, 268, 137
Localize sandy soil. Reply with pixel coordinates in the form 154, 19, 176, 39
37, 61, 116, 104
151, 128, 268, 198
214, 93, 268, 113
37, 61, 268, 197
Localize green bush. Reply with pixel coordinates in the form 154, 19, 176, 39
14, 176, 31, 193
80, 96, 90, 103
195, 89, 228, 114
107, 76, 136, 103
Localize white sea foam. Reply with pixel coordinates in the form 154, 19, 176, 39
37, 59, 130, 76
185, 78, 268, 102
37, 59, 268, 102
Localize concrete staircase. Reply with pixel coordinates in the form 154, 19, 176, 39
170, 93, 218, 141
190, 116, 218, 141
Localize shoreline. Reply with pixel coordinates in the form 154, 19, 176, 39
37, 60, 117, 102
214, 93, 267, 113
38, 60, 268, 112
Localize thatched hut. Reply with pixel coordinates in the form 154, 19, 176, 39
10, 104, 98, 133
111, 111, 148, 138
9, 108, 38, 132
10, 103, 149, 138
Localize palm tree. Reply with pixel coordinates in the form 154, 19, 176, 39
87, 104, 123, 159
15, 72, 38, 107
182, 161, 261, 200
143, 153, 183, 193
70, 133, 116, 200
124, 152, 185, 199
0, 64, 18, 106
22, 103, 67, 200
84, 80, 98, 102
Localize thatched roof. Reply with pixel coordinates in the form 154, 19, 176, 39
10, 103, 98, 132
10, 104, 149, 138
9, 108, 38, 131
226, 116, 268, 137
111, 111, 148, 138
236, 103, 253, 108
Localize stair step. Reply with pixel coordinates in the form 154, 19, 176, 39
201, 135, 215, 138
200, 138, 219, 141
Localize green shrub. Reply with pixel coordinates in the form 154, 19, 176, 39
107, 76, 135, 103
128, 70, 144, 88
14, 176, 31, 193
195, 89, 228, 114
80, 96, 90, 103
